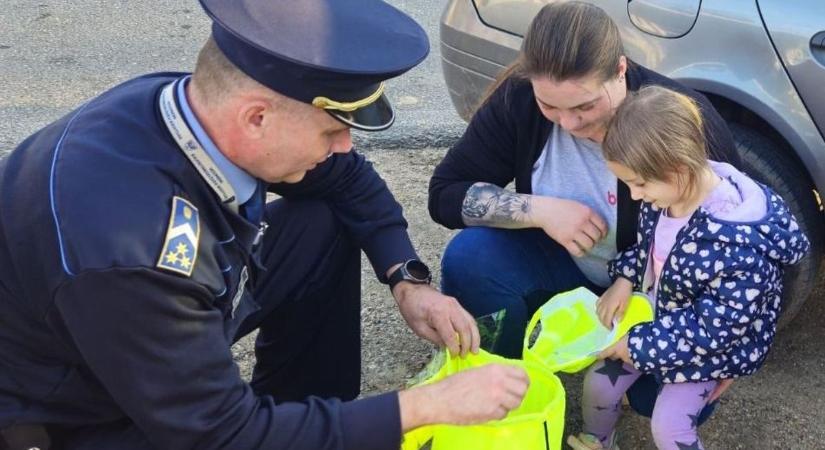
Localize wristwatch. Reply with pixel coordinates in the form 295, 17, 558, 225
388, 259, 432, 290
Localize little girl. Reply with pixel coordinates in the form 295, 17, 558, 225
567, 85, 810, 450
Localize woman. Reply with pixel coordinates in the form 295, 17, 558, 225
428, 0, 740, 429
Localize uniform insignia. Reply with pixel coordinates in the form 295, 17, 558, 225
157, 196, 200, 276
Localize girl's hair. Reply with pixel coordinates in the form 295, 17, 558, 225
477, 1, 624, 110
602, 85, 708, 190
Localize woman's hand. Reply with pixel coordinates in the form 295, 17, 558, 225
595, 278, 634, 328
530, 197, 607, 257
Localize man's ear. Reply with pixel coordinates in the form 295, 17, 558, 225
237, 99, 272, 140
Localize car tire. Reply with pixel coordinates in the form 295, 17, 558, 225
730, 123, 825, 329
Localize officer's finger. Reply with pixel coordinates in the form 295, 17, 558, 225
451, 312, 473, 357
490, 406, 509, 421
501, 372, 529, 410
435, 315, 461, 356
461, 308, 480, 355
501, 390, 526, 411
504, 366, 530, 391
416, 325, 443, 348
466, 310, 481, 354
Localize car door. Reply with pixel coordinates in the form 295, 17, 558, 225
758, 0, 825, 138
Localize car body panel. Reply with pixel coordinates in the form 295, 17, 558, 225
627, 0, 700, 38
472, 0, 542, 36
758, 0, 825, 138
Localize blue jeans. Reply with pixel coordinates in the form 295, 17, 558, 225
440, 227, 717, 425
441, 227, 600, 358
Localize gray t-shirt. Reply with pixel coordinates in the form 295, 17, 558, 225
531, 124, 618, 287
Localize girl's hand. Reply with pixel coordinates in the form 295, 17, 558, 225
599, 335, 632, 365
596, 278, 633, 328
709, 379, 734, 402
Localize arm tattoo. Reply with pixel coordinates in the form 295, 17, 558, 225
461, 182, 532, 227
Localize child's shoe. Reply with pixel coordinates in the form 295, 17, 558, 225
566, 431, 619, 450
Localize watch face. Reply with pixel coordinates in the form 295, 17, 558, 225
405, 260, 431, 282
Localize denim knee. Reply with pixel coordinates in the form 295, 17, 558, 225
440, 227, 528, 310
441, 228, 493, 290
441, 228, 536, 357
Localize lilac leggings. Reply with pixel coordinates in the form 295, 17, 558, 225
582, 359, 718, 450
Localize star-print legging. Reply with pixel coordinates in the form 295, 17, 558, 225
582, 359, 718, 450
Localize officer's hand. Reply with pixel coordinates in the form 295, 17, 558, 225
531, 196, 607, 257
393, 283, 480, 357
398, 363, 529, 431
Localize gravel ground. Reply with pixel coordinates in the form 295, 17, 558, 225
234, 147, 825, 449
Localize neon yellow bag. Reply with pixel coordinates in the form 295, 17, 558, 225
401, 349, 565, 450
523, 287, 654, 373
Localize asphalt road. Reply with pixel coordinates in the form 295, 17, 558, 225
2, 2, 824, 449
0, 0, 464, 155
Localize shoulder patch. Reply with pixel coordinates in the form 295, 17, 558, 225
157, 196, 200, 276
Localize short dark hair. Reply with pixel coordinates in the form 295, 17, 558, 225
191, 37, 256, 104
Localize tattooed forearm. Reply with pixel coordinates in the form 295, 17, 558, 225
461, 182, 532, 227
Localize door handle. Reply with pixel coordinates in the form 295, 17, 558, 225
811, 31, 825, 49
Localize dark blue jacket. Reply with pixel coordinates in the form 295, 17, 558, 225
609, 166, 809, 383
0, 73, 416, 449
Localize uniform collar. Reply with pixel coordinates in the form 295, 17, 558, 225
176, 75, 258, 205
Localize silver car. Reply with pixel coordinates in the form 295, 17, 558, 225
440, 0, 824, 327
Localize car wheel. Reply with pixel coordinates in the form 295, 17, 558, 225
730, 123, 825, 329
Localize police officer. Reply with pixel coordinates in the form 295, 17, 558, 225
0, 1, 529, 449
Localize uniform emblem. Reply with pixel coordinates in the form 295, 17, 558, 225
157, 196, 200, 276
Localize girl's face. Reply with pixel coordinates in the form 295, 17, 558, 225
606, 161, 687, 210
530, 57, 627, 143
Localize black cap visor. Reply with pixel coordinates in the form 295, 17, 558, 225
326, 94, 395, 132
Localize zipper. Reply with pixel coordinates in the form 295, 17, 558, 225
648, 208, 705, 319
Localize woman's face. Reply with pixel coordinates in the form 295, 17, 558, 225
531, 58, 627, 142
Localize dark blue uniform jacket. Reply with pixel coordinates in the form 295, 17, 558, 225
0, 73, 416, 449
